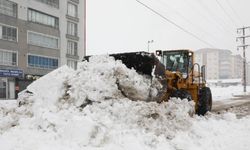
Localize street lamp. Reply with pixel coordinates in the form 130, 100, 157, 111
147, 40, 154, 53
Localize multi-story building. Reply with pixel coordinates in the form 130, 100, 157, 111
0, 0, 85, 99
231, 55, 243, 79
219, 50, 232, 79
247, 62, 250, 85
194, 49, 232, 80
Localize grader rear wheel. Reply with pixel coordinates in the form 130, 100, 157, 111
197, 87, 212, 116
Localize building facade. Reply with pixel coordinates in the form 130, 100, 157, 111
231, 55, 243, 79
247, 62, 250, 85
0, 0, 85, 99
194, 49, 235, 80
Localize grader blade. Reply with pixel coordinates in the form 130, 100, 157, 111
84, 51, 165, 78
110, 51, 165, 78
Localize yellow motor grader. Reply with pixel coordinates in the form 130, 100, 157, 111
155, 50, 212, 115
84, 49, 212, 115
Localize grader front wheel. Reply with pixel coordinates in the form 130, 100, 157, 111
197, 87, 212, 115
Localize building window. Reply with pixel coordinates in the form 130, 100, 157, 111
0, 50, 17, 66
0, 0, 17, 17
28, 31, 59, 49
67, 2, 77, 17
28, 8, 59, 28
67, 21, 77, 36
35, 0, 59, 8
67, 59, 77, 70
0, 25, 17, 42
28, 55, 58, 69
67, 40, 78, 56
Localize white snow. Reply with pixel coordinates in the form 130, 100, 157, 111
0, 55, 250, 150
211, 85, 250, 101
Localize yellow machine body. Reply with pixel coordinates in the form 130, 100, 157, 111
156, 49, 212, 114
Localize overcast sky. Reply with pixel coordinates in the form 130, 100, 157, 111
86, 0, 250, 61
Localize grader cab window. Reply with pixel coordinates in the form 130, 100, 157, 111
161, 51, 189, 73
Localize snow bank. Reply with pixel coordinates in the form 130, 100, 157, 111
0, 55, 194, 149
69, 55, 161, 104
211, 85, 250, 101
0, 100, 17, 133
1, 55, 250, 150
171, 113, 250, 150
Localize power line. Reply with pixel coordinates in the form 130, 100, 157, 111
155, 0, 219, 46
195, 0, 235, 34
182, 0, 235, 45
215, 0, 238, 27
135, 0, 215, 48
225, 0, 244, 26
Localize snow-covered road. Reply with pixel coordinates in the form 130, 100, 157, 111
212, 95, 250, 118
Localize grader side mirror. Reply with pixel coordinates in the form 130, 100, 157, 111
156, 50, 162, 56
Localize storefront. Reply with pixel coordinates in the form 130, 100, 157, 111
17, 74, 42, 94
0, 69, 23, 99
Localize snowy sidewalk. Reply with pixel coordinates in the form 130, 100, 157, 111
212, 99, 250, 112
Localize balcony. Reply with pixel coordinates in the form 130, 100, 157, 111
66, 15, 79, 22
66, 54, 79, 60
70, 0, 79, 4
66, 34, 79, 41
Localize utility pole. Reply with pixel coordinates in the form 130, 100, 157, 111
237, 26, 250, 93
83, 0, 87, 56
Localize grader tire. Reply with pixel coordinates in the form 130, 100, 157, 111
170, 89, 192, 101
197, 87, 212, 116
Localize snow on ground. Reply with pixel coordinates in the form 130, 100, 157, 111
0, 100, 16, 109
0, 55, 250, 150
0, 100, 18, 133
211, 85, 250, 101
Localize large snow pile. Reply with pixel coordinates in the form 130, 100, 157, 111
1, 55, 250, 150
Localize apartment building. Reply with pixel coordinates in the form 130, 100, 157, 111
195, 49, 232, 80
195, 49, 220, 80
0, 0, 85, 99
231, 54, 243, 79
247, 62, 250, 85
